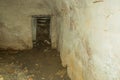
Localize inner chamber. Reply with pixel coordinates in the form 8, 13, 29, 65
33, 15, 51, 48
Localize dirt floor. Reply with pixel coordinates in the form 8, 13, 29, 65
0, 47, 70, 80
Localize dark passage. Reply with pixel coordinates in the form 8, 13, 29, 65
34, 16, 51, 48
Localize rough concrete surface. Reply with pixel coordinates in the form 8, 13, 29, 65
1, 0, 120, 80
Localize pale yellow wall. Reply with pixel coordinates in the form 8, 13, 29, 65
52, 0, 120, 80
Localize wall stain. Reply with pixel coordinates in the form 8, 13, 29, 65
93, 0, 104, 3
70, 19, 77, 31
83, 39, 92, 60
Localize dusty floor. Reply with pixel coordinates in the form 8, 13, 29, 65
0, 47, 70, 80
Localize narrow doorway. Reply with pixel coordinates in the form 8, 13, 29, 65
32, 15, 51, 48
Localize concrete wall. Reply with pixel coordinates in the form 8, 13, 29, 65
54, 0, 120, 80
0, 0, 52, 50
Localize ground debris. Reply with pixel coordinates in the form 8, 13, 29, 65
56, 69, 66, 78
0, 75, 4, 80
0, 47, 70, 80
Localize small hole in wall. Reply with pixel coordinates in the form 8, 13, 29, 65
32, 15, 51, 48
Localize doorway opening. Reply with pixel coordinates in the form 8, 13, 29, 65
0, 15, 70, 80
32, 15, 51, 48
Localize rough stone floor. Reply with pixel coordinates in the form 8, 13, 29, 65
0, 47, 70, 80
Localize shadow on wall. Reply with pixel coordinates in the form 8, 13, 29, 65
0, 21, 32, 50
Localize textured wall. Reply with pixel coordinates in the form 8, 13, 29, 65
55, 0, 120, 80
0, 0, 120, 80
0, 0, 52, 50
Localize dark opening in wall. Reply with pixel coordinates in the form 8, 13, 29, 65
32, 15, 51, 48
